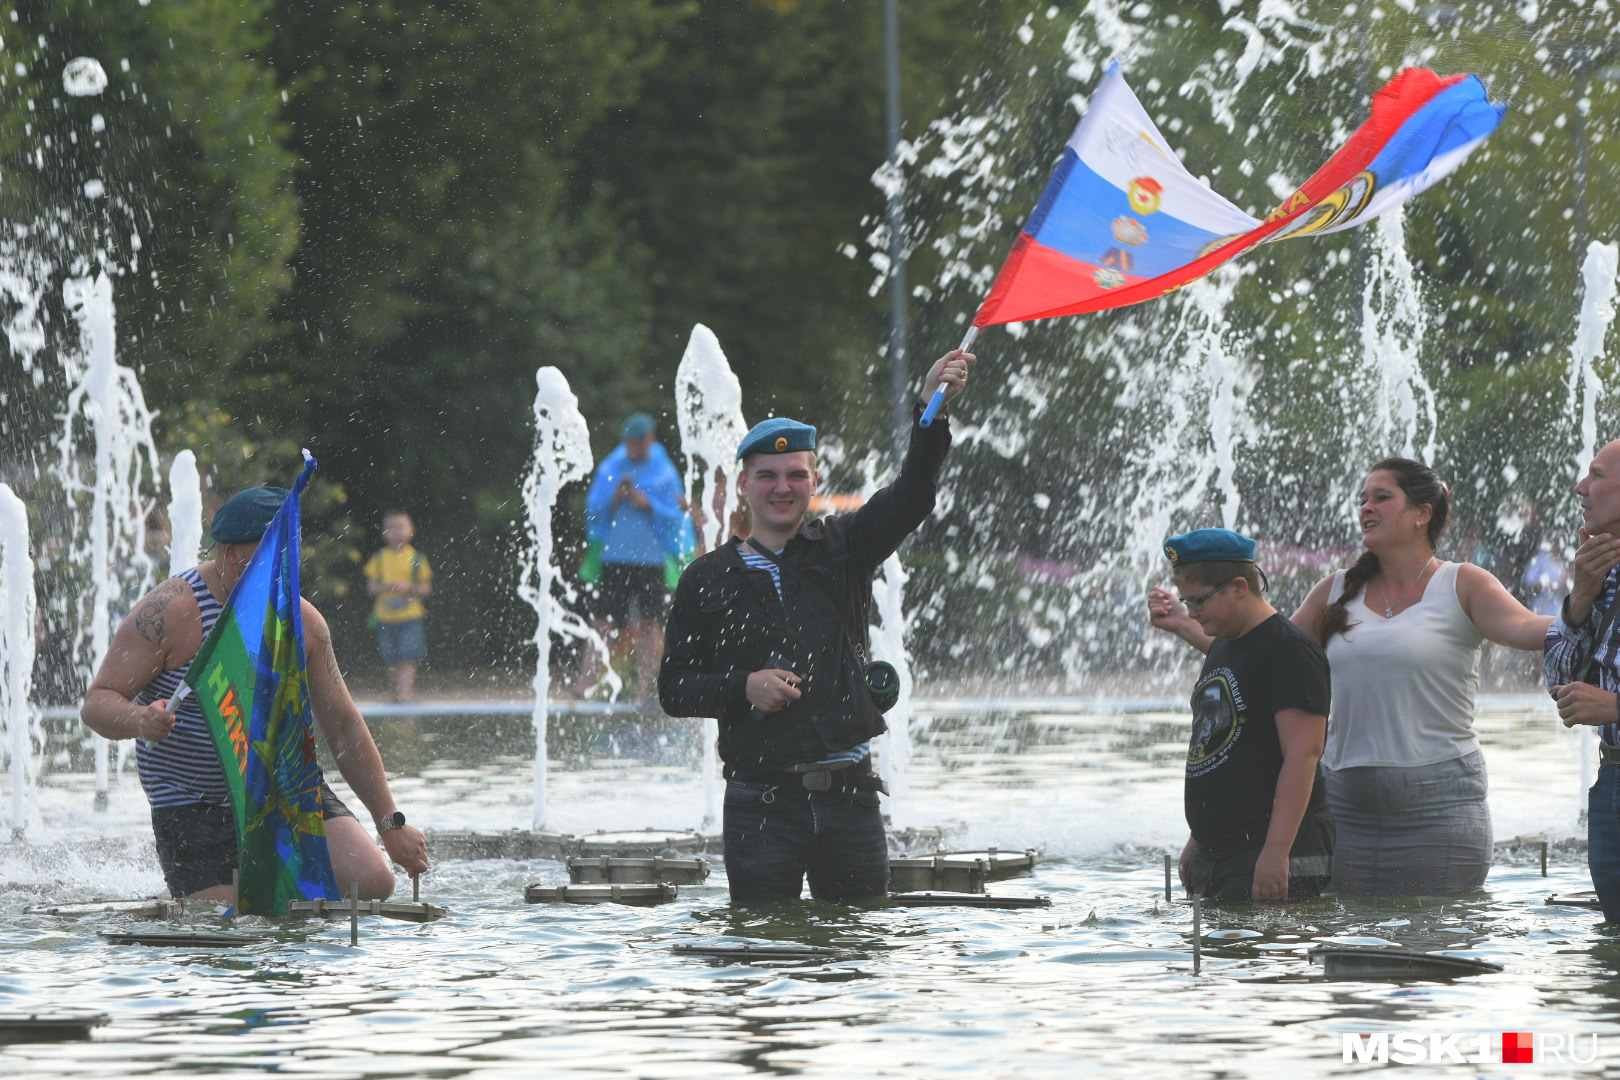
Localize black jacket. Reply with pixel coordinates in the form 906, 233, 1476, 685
658, 410, 951, 778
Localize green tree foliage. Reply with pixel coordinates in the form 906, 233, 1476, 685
578, 0, 1026, 442
0, 0, 297, 461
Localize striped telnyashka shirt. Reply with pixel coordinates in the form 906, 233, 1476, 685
133, 567, 230, 807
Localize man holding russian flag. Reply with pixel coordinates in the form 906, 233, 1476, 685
660, 348, 973, 903
81, 481, 428, 906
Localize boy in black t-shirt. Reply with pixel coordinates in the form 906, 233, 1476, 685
1149, 528, 1334, 902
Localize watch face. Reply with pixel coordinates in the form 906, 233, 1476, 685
381, 812, 406, 830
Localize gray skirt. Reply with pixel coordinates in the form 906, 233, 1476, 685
1323, 749, 1491, 896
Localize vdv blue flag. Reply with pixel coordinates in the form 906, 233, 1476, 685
186, 452, 340, 916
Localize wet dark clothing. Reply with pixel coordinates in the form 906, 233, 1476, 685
659, 408, 950, 780
1185, 811, 1334, 902
1184, 613, 1334, 900
659, 406, 951, 900
721, 780, 889, 902
151, 780, 355, 898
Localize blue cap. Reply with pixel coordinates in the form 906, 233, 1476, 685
621, 412, 655, 441
1164, 528, 1258, 565
737, 417, 816, 460
210, 486, 290, 544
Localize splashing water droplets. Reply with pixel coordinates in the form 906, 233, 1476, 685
62, 56, 108, 97
672, 325, 748, 830
1570, 242, 1620, 479
674, 325, 748, 555
56, 274, 161, 803
0, 486, 40, 840
518, 367, 611, 829
167, 450, 203, 576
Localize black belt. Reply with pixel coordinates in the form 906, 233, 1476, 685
1602, 746, 1620, 765
732, 769, 888, 794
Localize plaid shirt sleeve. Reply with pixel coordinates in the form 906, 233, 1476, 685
1545, 601, 1596, 694
1544, 568, 1620, 744
1545, 570, 1620, 692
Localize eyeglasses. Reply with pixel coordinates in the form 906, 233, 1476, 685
1178, 580, 1233, 611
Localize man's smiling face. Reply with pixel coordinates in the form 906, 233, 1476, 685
741, 451, 818, 538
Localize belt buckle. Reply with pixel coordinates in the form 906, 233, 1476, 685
800, 770, 833, 792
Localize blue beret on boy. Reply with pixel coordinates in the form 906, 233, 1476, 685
210, 486, 290, 544
1163, 527, 1258, 565
737, 417, 816, 460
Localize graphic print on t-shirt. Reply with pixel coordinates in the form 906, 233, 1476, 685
1187, 666, 1243, 777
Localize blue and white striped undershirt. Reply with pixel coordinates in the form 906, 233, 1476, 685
134, 567, 232, 807
739, 543, 868, 767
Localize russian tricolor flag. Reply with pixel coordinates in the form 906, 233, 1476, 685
973, 64, 1505, 328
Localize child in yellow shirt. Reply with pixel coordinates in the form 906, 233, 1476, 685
364, 510, 432, 702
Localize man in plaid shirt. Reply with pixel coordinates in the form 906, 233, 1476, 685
1545, 440, 1620, 922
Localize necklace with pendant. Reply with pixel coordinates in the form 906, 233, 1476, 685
1378, 556, 1437, 618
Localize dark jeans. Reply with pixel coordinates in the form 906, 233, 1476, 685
1589, 762, 1620, 923
722, 779, 889, 903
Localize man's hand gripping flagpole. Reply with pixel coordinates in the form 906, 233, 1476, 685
919, 325, 981, 428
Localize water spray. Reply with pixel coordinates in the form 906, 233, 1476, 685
518, 368, 601, 831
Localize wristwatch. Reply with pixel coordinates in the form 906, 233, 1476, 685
377, 811, 406, 833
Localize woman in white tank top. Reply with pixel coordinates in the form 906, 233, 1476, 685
1292, 458, 1551, 894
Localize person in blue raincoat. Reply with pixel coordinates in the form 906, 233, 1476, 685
576, 412, 695, 698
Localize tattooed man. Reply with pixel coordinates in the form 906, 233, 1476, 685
81, 486, 429, 901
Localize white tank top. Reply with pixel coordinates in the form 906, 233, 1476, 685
1321, 561, 1484, 770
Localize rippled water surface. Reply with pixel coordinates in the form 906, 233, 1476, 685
6, 700, 1620, 1078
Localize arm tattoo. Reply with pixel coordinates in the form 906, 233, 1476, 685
134, 579, 186, 644
313, 629, 346, 687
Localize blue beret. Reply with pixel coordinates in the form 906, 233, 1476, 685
211, 486, 290, 544
737, 417, 816, 460
1164, 528, 1258, 566
621, 412, 655, 441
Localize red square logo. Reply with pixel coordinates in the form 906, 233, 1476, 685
1503, 1032, 1534, 1064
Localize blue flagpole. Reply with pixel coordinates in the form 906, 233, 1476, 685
919, 325, 980, 428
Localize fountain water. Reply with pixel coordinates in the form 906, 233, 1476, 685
0, 484, 39, 840
56, 273, 160, 807
672, 324, 749, 832
1570, 241, 1619, 480
1118, 270, 1251, 555
1353, 212, 1439, 464
1568, 240, 1620, 798
674, 325, 749, 554
517, 367, 604, 831
166, 449, 203, 577
870, 552, 915, 824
